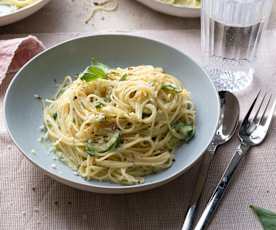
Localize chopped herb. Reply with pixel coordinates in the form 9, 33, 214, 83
52, 113, 58, 120
171, 122, 195, 141
167, 136, 180, 148
86, 131, 120, 155
119, 74, 128, 81
161, 83, 182, 93
80, 59, 109, 82
250, 205, 276, 230
95, 101, 104, 109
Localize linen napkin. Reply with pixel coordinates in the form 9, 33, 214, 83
0, 35, 45, 83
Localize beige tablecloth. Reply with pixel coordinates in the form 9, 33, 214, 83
1, 30, 276, 230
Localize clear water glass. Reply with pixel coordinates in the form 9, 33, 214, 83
201, 0, 273, 92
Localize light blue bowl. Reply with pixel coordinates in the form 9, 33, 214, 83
4, 34, 220, 194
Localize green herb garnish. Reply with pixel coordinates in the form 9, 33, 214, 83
80, 59, 109, 82
119, 74, 128, 81
250, 205, 276, 230
167, 136, 180, 149
171, 122, 195, 141
52, 112, 58, 120
86, 131, 120, 156
91, 58, 109, 72
95, 101, 105, 109
161, 83, 182, 93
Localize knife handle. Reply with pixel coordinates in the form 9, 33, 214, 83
182, 146, 216, 230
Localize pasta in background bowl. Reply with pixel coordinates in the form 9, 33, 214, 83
159, 0, 200, 8
136, 0, 200, 18
4, 34, 219, 193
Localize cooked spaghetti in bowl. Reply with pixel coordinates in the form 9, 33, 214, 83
43, 60, 196, 185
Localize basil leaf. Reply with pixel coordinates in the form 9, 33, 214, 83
80, 66, 106, 82
250, 205, 276, 230
161, 83, 182, 93
80, 59, 109, 82
91, 58, 109, 72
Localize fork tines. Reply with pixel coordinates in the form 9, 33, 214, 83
242, 91, 276, 135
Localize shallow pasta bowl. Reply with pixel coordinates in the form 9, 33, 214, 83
136, 0, 200, 18
0, 0, 50, 26
4, 34, 219, 194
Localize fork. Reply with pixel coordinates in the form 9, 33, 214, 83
194, 91, 276, 230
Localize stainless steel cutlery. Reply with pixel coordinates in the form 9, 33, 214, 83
182, 91, 240, 230
194, 91, 275, 230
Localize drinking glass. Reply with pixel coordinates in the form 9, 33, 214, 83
201, 0, 273, 92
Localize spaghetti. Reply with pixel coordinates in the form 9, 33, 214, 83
43, 61, 196, 185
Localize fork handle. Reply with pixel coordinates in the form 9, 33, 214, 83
194, 143, 250, 230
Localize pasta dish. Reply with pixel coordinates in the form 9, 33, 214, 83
43, 60, 196, 185
160, 0, 200, 8
0, 0, 37, 8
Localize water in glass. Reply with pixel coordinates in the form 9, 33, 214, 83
201, 0, 273, 92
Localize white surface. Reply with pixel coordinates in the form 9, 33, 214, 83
136, 0, 200, 18
0, 0, 50, 26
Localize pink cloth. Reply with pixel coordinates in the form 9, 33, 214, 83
0, 35, 45, 83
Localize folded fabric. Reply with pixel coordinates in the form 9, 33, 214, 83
0, 35, 45, 84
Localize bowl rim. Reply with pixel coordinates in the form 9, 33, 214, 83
152, 0, 200, 10
0, 0, 50, 18
4, 33, 220, 193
